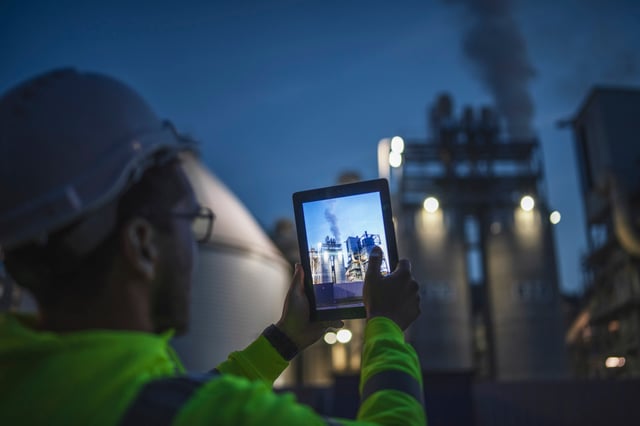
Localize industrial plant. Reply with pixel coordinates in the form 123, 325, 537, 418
386, 93, 568, 380
564, 87, 640, 378
310, 232, 388, 309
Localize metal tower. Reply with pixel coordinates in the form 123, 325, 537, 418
391, 93, 568, 380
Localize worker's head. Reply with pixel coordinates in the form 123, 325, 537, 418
0, 68, 206, 333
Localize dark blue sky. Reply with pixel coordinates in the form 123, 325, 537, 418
2, 0, 639, 294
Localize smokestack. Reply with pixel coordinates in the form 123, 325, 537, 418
447, 0, 536, 140
324, 208, 341, 243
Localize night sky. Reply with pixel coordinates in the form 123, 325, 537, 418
2, 0, 639, 295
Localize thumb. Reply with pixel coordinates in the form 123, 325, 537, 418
365, 246, 383, 282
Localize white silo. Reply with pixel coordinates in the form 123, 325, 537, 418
171, 155, 292, 380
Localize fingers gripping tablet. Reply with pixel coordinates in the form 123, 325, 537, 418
292, 179, 399, 320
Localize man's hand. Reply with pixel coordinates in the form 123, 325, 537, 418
276, 264, 344, 352
363, 246, 421, 330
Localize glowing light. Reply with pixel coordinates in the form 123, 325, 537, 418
605, 356, 626, 368
336, 329, 352, 344
390, 136, 405, 154
520, 195, 535, 212
324, 332, 337, 345
515, 208, 538, 237
378, 138, 391, 180
423, 197, 439, 213
608, 320, 620, 333
323, 251, 329, 261
389, 151, 403, 168
419, 209, 445, 239
550, 210, 561, 225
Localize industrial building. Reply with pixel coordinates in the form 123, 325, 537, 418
564, 87, 640, 378
310, 232, 387, 309
387, 94, 568, 380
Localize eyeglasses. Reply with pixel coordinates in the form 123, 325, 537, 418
170, 206, 215, 243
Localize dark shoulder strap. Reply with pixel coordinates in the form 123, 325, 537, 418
119, 370, 220, 426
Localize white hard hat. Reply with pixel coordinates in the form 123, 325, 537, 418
0, 68, 197, 251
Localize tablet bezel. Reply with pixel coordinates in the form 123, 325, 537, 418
292, 178, 399, 321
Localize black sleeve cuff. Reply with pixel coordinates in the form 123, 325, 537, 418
262, 324, 299, 361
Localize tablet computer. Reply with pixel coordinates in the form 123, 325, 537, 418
292, 178, 399, 320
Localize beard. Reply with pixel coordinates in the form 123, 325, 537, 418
151, 254, 192, 335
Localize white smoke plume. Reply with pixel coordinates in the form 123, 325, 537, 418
324, 208, 341, 243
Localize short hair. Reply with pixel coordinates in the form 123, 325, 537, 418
4, 160, 191, 308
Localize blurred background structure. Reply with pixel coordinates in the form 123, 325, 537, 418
271, 88, 640, 424
564, 87, 640, 379
390, 93, 567, 381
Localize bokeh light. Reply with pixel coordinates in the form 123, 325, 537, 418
423, 196, 439, 213
389, 151, 403, 168
390, 136, 405, 154
336, 329, 352, 343
324, 332, 337, 345
520, 195, 535, 212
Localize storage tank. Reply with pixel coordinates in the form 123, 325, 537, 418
171, 155, 291, 378
399, 208, 474, 371
318, 238, 346, 285
484, 208, 568, 380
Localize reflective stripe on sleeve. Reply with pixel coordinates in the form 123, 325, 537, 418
361, 370, 424, 407
119, 371, 219, 426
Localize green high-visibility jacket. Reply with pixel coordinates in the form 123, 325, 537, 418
0, 314, 426, 425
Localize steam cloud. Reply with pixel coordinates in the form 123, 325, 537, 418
448, 0, 536, 139
324, 208, 341, 243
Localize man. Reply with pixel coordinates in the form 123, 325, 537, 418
0, 68, 424, 425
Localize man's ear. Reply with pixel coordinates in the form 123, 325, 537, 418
121, 218, 159, 281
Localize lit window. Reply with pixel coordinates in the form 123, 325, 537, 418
605, 356, 626, 368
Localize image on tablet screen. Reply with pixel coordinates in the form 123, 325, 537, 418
302, 192, 390, 310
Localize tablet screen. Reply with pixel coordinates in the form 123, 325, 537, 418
293, 179, 397, 319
